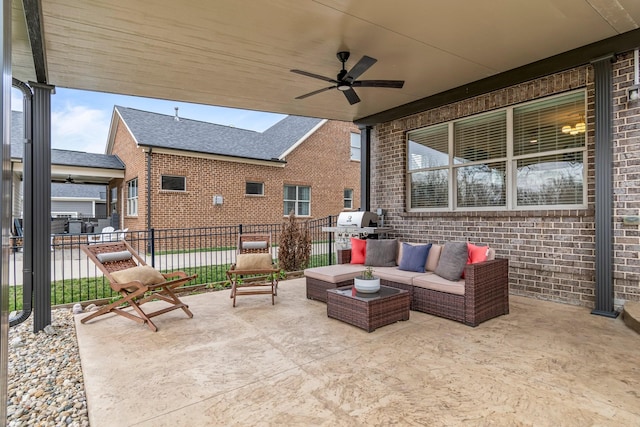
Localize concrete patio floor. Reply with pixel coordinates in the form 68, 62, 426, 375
75, 278, 640, 426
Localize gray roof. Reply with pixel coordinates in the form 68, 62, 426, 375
11, 110, 125, 170
115, 106, 325, 161
51, 183, 107, 199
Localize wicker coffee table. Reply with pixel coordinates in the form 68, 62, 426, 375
326, 285, 410, 332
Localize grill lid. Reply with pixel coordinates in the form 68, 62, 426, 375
337, 211, 377, 227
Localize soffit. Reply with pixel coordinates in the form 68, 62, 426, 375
11, 0, 640, 123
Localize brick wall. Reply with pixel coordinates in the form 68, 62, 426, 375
612, 51, 640, 303
371, 54, 640, 308
111, 118, 360, 231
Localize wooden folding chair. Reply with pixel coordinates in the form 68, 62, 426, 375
227, 234, 280, 307
81, 240, 197, 331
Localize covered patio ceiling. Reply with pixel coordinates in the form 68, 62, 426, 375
10, 0, 640, 127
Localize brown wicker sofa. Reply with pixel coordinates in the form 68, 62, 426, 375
304, 242, 509, 327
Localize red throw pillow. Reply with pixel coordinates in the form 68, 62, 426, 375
462, 243, 489, 278
350, 238, 367, 264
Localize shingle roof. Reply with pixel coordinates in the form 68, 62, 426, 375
11, 110, 125, 170
115, 106, 325, 161
51, 183, 106, 199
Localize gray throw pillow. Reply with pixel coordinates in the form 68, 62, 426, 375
364, 239, 398, 267
434, 241, 468, 281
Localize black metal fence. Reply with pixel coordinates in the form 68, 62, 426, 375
9, 215, 338, 315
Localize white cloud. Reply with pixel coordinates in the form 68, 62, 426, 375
51, 104, 110, 153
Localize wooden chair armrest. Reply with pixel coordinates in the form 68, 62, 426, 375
162, 271, 189, 279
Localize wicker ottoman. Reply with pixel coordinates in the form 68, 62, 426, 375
326, 285, 410, 332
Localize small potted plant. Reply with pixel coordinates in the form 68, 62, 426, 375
354, 266, 380, 293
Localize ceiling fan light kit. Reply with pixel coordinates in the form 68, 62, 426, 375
291, 51, 404, 105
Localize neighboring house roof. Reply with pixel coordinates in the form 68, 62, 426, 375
51, 183, 106, 200
10, 110, 125, 170
113, 106, 327, 162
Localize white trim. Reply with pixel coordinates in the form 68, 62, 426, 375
146, 147, 286, 167
278, 119, 328, 160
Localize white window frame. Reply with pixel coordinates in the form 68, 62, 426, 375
283, 185, 311, 216
407, 90, 587, 212
161, 175, 186, 192
127, 178, 138, 216
344, 188, 354, 209
245, 181, 264, 196
350, 132, 361, 161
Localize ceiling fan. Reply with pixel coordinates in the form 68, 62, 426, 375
291, 51, 404, 105
65, 175, 75, 184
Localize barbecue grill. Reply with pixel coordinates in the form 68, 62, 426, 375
323, 211, 393, 253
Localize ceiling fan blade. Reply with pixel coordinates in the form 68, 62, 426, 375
295, 86, 335, 100
342, 88, 361, 105
345, 56, 377, 82
352, 80, 405, 89
290, 69, 337, 84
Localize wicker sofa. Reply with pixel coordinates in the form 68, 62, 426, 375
304, 242, 509, 327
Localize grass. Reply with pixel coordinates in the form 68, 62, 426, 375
9, 253, 332, 311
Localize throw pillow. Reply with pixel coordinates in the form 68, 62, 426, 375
235, 253, 274, 270
434, 242, 468, 281
110, 265, 166, 286
350, 238, 367, 264
96, 250, 132, 263
398, 243, 432, 273
468, 243, 489, 264
462, 243, 489, 278
365, 239, 398, 267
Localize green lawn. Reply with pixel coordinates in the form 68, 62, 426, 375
8, 253, 332, 311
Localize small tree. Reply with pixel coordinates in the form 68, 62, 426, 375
279, 212, 311, 271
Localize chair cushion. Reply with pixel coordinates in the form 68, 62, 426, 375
398, 243, 431, 273
350, 238, 367, 264
304, 264, 363, 283
110, 265, 166, 286
96, 250, 133, 263
434, 242, 468, 281
365, 239, 397, 267
235, 253, 273, 270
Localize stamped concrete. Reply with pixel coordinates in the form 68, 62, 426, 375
75, 278, 640, 426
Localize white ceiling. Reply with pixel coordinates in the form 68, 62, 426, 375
11, 0, 640, 123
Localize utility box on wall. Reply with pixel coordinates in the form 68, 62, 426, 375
213, 195, 223, 205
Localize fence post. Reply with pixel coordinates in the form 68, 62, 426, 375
150, 228, 155, 268
328, 215, 334, 265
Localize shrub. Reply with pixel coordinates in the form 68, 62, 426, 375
278, 212, 311, 271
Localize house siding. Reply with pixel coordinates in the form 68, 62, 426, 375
111, 117, 360, 231
371, 51, 640, 308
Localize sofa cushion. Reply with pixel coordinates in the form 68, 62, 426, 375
398, 243, 431, 273
304, 264, 363, 284
374, 267, 432, 285
365, 239, 398, 267
434, 242, 468, 281
425, 244, 442, 272
413, 273, 465, 296
350, 238, 367, 264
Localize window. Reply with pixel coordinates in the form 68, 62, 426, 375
350, 132, 361, 161
407, 91, 586, 211
284, 185, 310, 216
344, 188, 354, 209
245, 181, 264, 195
127, 178, 138, 216
161, 175, 186, 191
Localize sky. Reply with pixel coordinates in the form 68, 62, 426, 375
11, 87, 286, 154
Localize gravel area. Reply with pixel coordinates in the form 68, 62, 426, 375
7, 309, 89, 427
